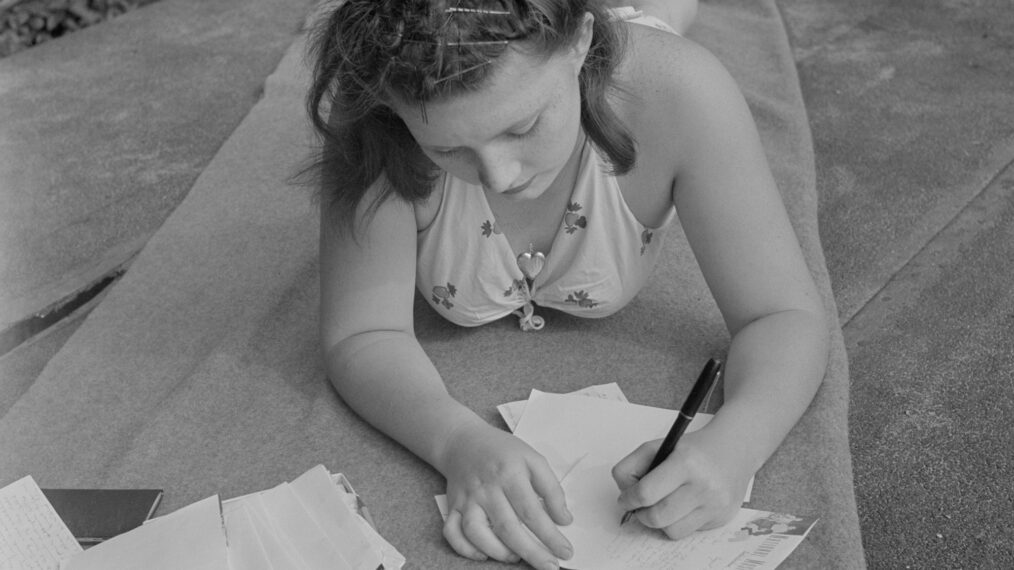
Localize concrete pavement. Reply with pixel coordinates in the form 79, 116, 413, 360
781, 0, 1014, 565
0, 0, 317, 353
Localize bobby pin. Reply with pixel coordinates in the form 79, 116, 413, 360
432, 59, 495, 84
445, 39, 509, 47
402, 38, 509, 47
445, 7, 511, 15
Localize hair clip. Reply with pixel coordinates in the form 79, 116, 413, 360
445, 7, 511, 15
401, 38, 509, 47
432, 59, 495, 85
444, 39, 510, 47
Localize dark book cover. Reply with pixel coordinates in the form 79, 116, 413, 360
42, 488, 164, 544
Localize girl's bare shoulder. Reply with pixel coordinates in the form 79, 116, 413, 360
614, 23, 750, 168
614, 24, 740, 140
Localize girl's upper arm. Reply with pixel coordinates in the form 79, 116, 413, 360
319, 176, 419, 352
662, 41, 823, 334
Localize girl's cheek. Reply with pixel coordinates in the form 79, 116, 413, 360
431, 155, 479, 185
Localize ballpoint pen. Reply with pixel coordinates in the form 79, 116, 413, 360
621, 358, 723, 525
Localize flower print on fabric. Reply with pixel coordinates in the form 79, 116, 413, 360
503, 278, 527, 301
640, 228, 654, 255
563, 202, 587, 234
432, 283, 457, 309
564, 290, 599, 308
481, 219, 502, 238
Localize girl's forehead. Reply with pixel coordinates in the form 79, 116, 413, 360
392, 48, 572, 143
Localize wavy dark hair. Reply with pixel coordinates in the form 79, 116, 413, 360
304, 0, 634, 232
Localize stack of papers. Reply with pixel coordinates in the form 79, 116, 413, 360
218, 466, 404, 570
439, 384, 816, 570
0, 466, 403, 570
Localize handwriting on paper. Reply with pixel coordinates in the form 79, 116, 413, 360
0, 475, 82, 570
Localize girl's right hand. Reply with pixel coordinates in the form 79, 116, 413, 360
439, 422, 574, 570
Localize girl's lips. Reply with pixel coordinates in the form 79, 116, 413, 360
501, 177, 535, 196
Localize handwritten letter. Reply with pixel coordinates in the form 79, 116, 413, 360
0, 475, 82, 570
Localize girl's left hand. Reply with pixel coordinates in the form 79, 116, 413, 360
611, 428, 751, 539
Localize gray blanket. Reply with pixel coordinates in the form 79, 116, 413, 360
0, 1, 865, 567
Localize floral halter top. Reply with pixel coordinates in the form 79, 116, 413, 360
416, 139, 675, 330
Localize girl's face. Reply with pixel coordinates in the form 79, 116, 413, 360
392, 23, 592, 201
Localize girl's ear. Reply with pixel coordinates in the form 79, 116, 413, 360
569, 12, 595, 75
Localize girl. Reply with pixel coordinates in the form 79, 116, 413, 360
307, 2, 829, 569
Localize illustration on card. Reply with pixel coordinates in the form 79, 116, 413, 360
731, 512, 817, 539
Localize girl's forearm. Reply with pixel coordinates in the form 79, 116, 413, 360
323, 330, 486, 473
707, 308, 830, 475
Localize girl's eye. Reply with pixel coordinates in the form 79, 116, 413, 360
430, 116, 540, 156
434, 147, 462, 157
510, 117, 541, 139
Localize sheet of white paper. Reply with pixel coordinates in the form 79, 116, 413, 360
497, 383, 628, 432
327, 473, 405, 569
516, 391, 679, 477
434, 495, 450, 520
255, 482, 354, 570
223, 467, 400, 570
327, 471, 405, 568
512, 391, 744, 491
61, 495, 228, 570
288, 466, 380, 570
352, 513, 406, 570
513, 391, 774, 569
222, 500, 275, 570
502, 385, 750, 500
242, 492, 309, 570
0, 475, 82, 570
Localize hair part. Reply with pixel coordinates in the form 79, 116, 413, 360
300, 0, 634, 235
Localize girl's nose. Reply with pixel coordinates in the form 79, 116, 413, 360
476, 148, 522, 194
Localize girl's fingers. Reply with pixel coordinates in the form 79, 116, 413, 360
484, 493, 561, 570
460, 503, 519, 563
660, 506, 714, 541
528, 460, 573, 526
633, 481, 698, 530
611, 440, 662, 490
504, 476, 573, 560
442, 509, 487, 562
617, 448, 687, 512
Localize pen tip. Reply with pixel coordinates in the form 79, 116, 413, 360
620, 511, 633, 525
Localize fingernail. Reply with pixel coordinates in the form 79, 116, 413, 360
539, 562, 559, 570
